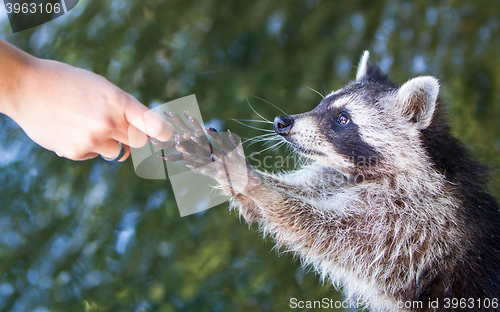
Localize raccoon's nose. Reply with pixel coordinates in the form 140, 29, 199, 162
274, 116, 294, 136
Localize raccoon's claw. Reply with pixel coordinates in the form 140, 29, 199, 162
164, 112, 192, 132
160, 153, 184, 162
184, 112, 204, 133
227, 129, 245, 157
206, 127, 232, 153
191, 136, 203, 145
150, 138, 175, 148
160, 152, 209, 168
227, 130, 238, 148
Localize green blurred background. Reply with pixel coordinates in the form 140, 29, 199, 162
1, 1, 499, 311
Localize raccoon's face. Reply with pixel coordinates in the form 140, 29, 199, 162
274, 51, 440, 178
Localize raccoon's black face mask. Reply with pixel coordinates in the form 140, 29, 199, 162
273, 95, 380, 174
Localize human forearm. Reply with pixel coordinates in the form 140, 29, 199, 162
0, 39, 36, 117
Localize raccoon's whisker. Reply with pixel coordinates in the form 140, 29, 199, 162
270, 141, 287, 152
246, 97, 273, 123
281, 148, 294, 168
322, 82, 328, 96
246, 132, 276, 138
290, 153, 299, 170
290, 150, 299, 168
245, 135, 279, 143
264, 141, 286, 153
230, 119, 274, 132
278, 140, 301, 169
249, 94, 288, 116
295, 151, 304, 169
297, 141, 313, 168
280, 140, 310, 170
241, 138, 263, 144
249, 141, 285, 157
246, 137, 280, 148
296, 156, 304, 168
307, 86, 325, 99
242, 133, 276, 144
298, 156, 308, 169
243, 135, 279, 148
295, 153, 307, 170
246, 136, 281, 148
232, 118, 273, 124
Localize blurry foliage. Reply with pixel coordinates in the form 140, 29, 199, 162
0, 0, 499, 311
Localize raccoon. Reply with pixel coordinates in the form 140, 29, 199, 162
160, 51, 500, 312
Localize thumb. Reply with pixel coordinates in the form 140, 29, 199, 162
123, 94, 174, 142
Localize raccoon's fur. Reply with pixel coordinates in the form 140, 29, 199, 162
165, 51, 500, 311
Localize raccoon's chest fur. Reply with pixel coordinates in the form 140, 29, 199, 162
247, 144, 500, 312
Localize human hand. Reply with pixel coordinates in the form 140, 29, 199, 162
4, 56, 173, 161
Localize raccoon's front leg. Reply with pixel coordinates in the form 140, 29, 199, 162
158, 112, 266, 223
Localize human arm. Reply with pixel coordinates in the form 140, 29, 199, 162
0, 39, 173, 161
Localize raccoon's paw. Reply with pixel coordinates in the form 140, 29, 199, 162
152, 111, 211, 156
159, 112, 262, 194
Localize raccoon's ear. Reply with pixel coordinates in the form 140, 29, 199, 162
356, 50, 370, 80
396, 76, 439, 129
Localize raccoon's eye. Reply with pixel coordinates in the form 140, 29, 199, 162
336, 113, 350, 126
